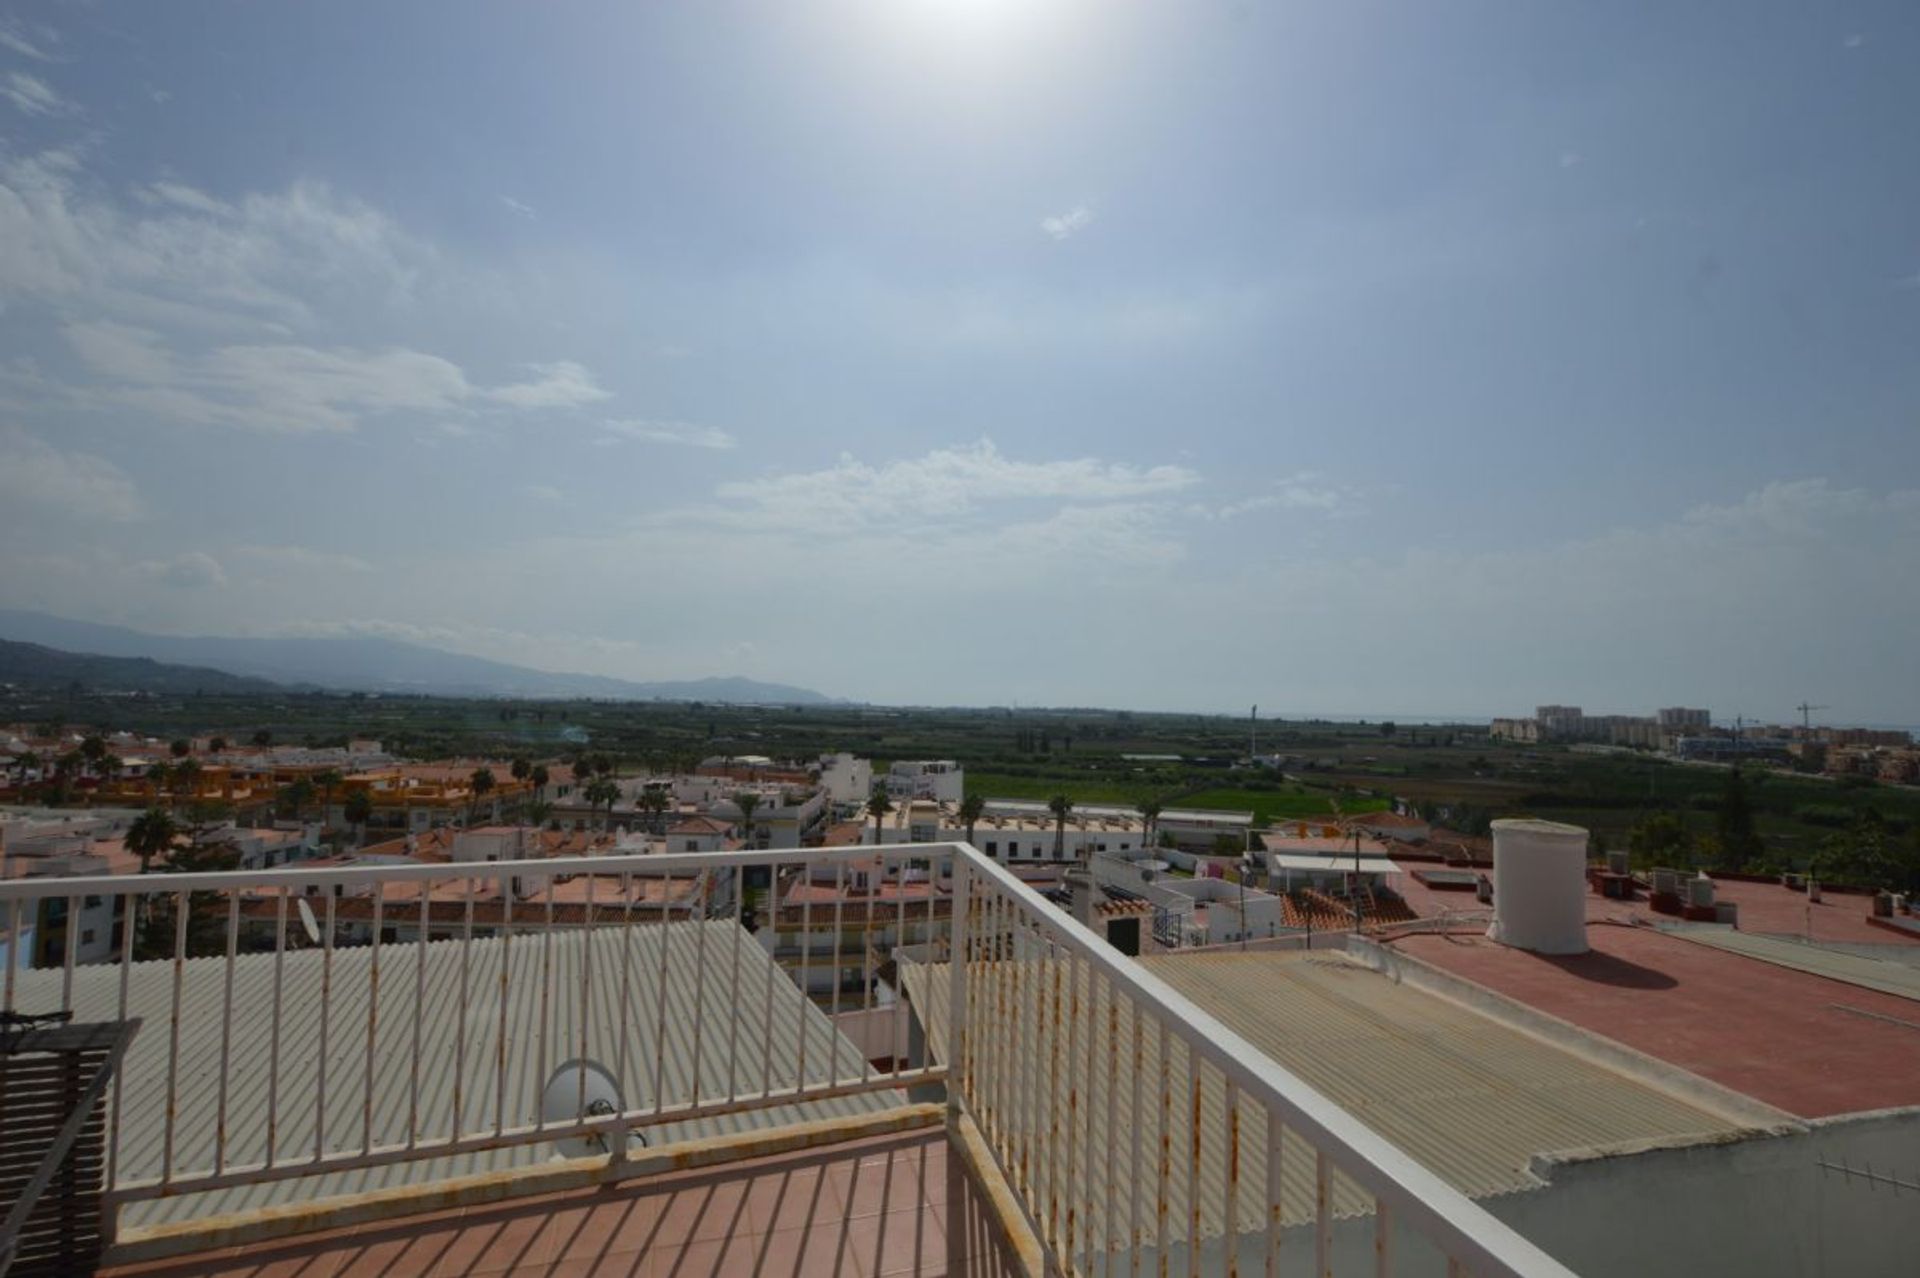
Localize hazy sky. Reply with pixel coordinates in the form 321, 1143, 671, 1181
2, 2, 1917, 722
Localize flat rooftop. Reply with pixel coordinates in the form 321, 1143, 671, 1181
1392, 923, 1920, 1119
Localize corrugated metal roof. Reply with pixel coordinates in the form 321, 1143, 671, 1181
1660, 924, 1920, 1001
14, 920, 900, 1230
904, 949, 1747, 1255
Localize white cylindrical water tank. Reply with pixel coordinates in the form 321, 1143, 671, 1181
1486, 819, 1590, 955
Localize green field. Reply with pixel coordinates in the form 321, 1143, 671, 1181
1178, 787, 1389, 824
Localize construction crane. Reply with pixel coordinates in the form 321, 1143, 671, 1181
1795, 701, 1829, 731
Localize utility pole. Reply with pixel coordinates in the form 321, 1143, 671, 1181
1249, 704, 1258, 762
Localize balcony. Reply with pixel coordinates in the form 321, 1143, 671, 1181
0, 845, 1576, 1277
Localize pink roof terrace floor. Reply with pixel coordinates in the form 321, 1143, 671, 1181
105, 1129, 1011, 1278
1392, 923, 1920, 1119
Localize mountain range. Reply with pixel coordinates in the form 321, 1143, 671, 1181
0, 610, 832, 704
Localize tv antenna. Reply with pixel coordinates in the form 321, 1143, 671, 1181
541, 1058, 645, 1159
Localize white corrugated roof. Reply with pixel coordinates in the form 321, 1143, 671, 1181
14, 920, 900, 1229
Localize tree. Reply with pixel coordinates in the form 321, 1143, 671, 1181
530, 763, 550, 801
313, 769, 345, 832
208, 737, 227, 754
1135, 798, 1163, 852
279, 776, 315, 822
137, 825, 242, 960
734, 791, 761, 848
170, 739, 191, 759
1629, 812, 1693, 867
169, 758, 201, 810
510, 757, 532, 786
1048, 794, 1074, 860
10, 750, 41, 790
582, 778, 620, 829
638, 787, 669, 834
343, 790, 373, 847
468, 767, 497, 826
571, 757, 592, 786
1714, 766, 1765, 871
126, 808, 181, 874
866, 785, 894, 846
593, 754, 613, 777
959, 794, 986, 848
251, 729, 272, 747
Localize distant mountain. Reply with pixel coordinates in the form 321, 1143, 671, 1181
0, 611, 833, 704
0, 638, 286, 695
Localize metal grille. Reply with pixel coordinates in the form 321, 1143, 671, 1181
0, 1018, 137, 1278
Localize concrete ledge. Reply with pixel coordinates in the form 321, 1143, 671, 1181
108, 1103, 944, 1267
1345, 936, 1803, 1132
947, 1110, 1048, 1278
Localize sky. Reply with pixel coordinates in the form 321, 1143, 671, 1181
1, 1, 1917, 723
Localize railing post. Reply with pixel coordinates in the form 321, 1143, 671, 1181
946, 849, 972, 1128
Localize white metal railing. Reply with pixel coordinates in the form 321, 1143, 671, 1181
0, 842, 1576, 1274
944, 850, 1579, 1278
0, 845, 939, 1240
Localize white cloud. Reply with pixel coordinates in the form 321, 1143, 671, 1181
0, 152, 426, 332
2, 72, 76, 118
1039, 204, 1094, 241
1558, 151, 1583, 169
136, 551, 226, 589
0, 20, 55, 62
526, 484, 563, 501
231, 544, 374, 574
1214, 472, 1360, 520
137, 181, 233, 217
498, 195, 536, 219
485, 361, 610, 410
56, 320, 611, 434
709, 438, 1197, 534
1844, 33, 1864, 49
0, 427, 142, 521
601, 419, 737, 450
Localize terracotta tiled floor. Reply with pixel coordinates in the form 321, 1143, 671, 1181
105, 1129, 1012, 1277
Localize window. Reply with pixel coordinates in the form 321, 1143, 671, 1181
985, 841, 997, 857
82, 929, 96, 945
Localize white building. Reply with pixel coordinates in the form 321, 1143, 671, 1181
884, 760, 964, 804
816, 752, 873, 806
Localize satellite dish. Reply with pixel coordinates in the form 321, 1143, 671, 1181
541, 1058, 643, 1159
296, 897, 321, 944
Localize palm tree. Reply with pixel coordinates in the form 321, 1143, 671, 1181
1048, 794, 1075, 861
343, 790, 373, 848
10, 750, 41, 790
313, 768, 345, 833
169, 739, 191, 760
126, 807, 180, 874
959, 794, 986, 849
169, 758, 201, 811
530, 763, 550, 801
866, 785, 894, 846
468, 767, 497, 826
638, 787, 669, 834
570, 758, 592, 789
279, 776, 315, 823
1136, 798, 1163, 853
734, 791, 761, 848
582, 778, 619, 830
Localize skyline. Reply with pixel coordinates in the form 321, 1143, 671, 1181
2, 2, 1918, 722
